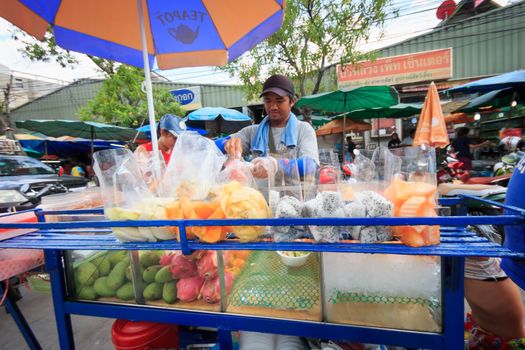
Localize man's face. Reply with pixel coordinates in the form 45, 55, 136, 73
263, 92, 295, 126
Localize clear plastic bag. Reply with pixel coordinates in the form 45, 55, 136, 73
94, 148, 155, 242
163, 132, 226, 200
269, 150, 305, 242
383, 147, 440, 247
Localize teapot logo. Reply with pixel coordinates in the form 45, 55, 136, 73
154, 9, 206, 45
168, 25, 200, 44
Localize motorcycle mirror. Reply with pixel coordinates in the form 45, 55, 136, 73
20, 184, 30, 193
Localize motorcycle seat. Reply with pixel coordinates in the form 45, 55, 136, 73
438, 183, 507, 197
465, 173, 512, 185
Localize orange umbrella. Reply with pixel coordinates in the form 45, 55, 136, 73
413, 82, 450, 148
315, 119, 371, 136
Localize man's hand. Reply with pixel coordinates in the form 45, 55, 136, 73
224, 137, 242, 159
251, 157, 278, 179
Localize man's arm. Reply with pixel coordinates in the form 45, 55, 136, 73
215, 126, 254, 157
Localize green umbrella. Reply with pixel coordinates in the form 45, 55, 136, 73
334, 103, 422, 120
296, 86, 399, 113
454, 87, 525, 113
296, 86, 399, 158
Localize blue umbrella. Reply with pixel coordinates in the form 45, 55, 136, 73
447, 70, 525, 94
137, 123, 207, 137
187, 107, 252, 122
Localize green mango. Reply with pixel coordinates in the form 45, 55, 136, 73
107, 260, 128, 290
143, 282, 163, 301
116, 282, 135, 301
93, 258, 111, 276
75, 262, 99, 286
143, 265, 162, 283
93, 277, 116, 297
107, 251, 128, 266
155, 266, 174, 283
77, 286, 97, 300
139, 251, 160, 268
162, 281, 177, 304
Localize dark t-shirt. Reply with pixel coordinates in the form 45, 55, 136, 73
347, 142, 356, 154
501, 158, 525, 289
388, 140, 401, 149
452, 136, 472, 159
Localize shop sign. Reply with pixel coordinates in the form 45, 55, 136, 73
337, 48, 452, 88
170, 86, 202, 110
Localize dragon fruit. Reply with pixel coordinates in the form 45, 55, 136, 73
169, 253, 198, 279
200, 272, 233, 304
196, 251, 218, 280
160, 251, 177, 266
177, 276, 205, 302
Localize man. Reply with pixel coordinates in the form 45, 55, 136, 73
218, 74, 319, 178
346, 136, 356, 161
400, 128, 416, 147
135, 114, 186, 165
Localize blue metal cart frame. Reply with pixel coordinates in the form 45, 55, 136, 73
1, 195, 524, 350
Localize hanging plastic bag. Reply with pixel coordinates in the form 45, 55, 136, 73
383, 147, 439, 247
94, 148, 168, 242
269, 150, 306, 242
162, 132, 228, 243
341, 147, 396, 243
163, 132, 226, 200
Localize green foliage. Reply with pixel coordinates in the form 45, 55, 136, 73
223, 0, 393, 100
77, 66, 183, 127
14, 29, 79, 69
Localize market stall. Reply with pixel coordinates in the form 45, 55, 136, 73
1, 194, 524, 349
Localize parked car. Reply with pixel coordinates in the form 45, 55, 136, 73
0, 155, 89, 212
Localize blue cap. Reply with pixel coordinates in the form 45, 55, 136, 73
159, 114, 187, 137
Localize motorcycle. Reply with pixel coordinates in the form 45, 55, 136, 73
438, 182, 507, 244
437, 148, 513, 187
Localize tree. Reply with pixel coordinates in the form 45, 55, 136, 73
77, 65, 184, 128
222, 0, 394, 122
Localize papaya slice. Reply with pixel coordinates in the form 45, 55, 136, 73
194, 202, 219, 219
412, 182, 437, 199
398, 196, 428, 217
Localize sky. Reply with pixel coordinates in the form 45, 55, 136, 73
0, 0, 508, 87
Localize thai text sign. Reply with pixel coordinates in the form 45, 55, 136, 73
337, 48, 452, 88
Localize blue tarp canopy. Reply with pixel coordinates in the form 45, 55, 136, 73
187, 107, 252, 121
447, 70, 525, 94
137, 123, 207, 137
19, 139, 125, 159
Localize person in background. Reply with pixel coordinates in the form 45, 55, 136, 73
400, 128, 416, 147
216, 74, 319, 178
71, 161, 85, 177
346, 136, 356, 159
388, 132, 401, 149
135, 114, 186, 165
451, 126, 491, 170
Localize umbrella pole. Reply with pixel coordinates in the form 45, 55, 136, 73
137, 0, 161, 179
90, 126, 94, 166
342, 94, 347, 162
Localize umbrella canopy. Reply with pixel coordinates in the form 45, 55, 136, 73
2, 0, 285, 174
337, 103, 421, 120
454, 87, 525, 113
3, 1, 284, 70
19, 139, 125, 159
447, 70, 525, 94
16, 120, 144, 142
316, 119, 371, 136
414, 82, 449, 148
444, 113, 474, 124
295, 86, 399, 113
187, 107, 252, 122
